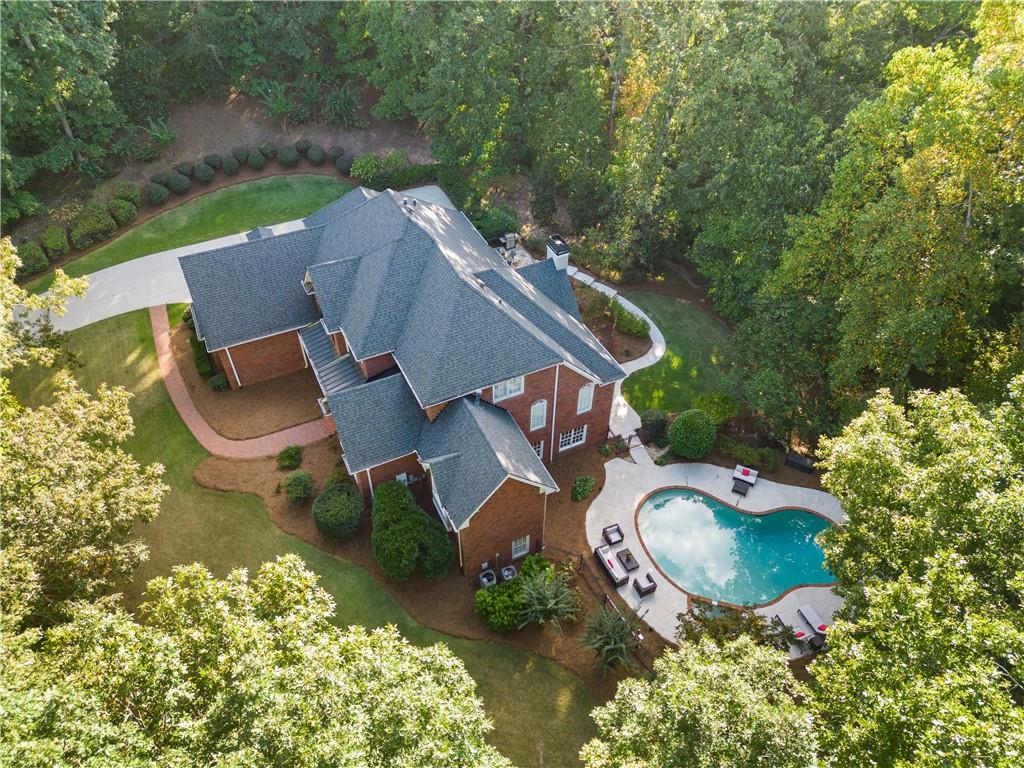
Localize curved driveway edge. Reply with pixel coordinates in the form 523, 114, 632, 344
150, 305, 334, 458
586, 458, 845, 653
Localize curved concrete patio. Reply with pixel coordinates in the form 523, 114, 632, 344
586, 458, 845, 654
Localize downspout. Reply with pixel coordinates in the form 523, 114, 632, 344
224, 347, 242, 387
549, 364, 560, 462
541, 488, 548, 551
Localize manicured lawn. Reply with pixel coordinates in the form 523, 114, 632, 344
621, 291, 734, 414
28, 175, 351, 293
9, 310, 597, 767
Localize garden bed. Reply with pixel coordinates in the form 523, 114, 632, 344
573, 282, 653, 364
169, 315, 323, 439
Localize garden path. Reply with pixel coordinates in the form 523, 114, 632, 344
150, 305, 334, 458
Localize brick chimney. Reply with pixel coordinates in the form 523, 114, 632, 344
546, 234, 570, 270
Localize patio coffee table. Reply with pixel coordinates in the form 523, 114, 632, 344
616, 548, 640, 572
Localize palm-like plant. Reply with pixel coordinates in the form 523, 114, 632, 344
584, 607, 641, 671
517, 568, 578, 632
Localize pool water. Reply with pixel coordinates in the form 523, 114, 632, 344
636, 488, 833, 605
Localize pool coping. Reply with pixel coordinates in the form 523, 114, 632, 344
632, 484, 838, 612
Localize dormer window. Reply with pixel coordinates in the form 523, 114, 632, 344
302, 270, 315, 295
493, 375, 525, 402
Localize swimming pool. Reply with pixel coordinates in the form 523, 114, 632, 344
636, 488, 834, 606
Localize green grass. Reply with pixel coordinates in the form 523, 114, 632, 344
9, 310, 597, 767
28, 175, 351, 293
621, 291, 734, 414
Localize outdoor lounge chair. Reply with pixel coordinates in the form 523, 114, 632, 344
594, 544, 628, 587
732, 478, 750, 496
785, 451, 815, 474
798, 604, 829, 637
602, 523, 625, 546
634, 571, 657, 597
778, 613, 825, 651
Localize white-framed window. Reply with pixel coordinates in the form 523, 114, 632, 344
492, 375, 525, 402
559, 425, 587, 451
577, 383, 595, 414
512, 534, 531, 559
530, 399, 547, 431
532, 440, 544, 459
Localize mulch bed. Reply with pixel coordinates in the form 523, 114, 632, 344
572, 282, 653, 364
193, 439, 669, 701
169, 319, 323, 440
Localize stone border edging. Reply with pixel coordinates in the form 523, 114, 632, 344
150, 305, 334, 458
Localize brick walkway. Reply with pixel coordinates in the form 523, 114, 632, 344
150, 305, 335, 458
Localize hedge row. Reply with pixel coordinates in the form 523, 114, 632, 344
370, 481, 452, 581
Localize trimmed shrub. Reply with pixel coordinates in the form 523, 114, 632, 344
190, 335, 212, 377
371, 518, 420, 580
294, 138, 312, 155
182, 306, 194, 330
15, 242, 47, 280
335, 154, 353, 174
571, 476, 597, 502
194, 162, 215, 183
474, 581, 522, 632
418, 517, 454, 579
221, 155, 240, 175
371, 480, 452, 581
40, 226, 69, 260
312, 483, 364, 540
112, 181, 141, 207
259, 141, 277, 159
208, 374, 229, 392
305, 144, 326, 166
277, 145, 300, 167
175, 161, 194, 178
144, 183, 170, 206
231, 146, 249, 163
283, 470, 314, 503
668, 409, 716, 460
276, 445, 302, 470
693, 392, 738, 426
715, 435, 780, 472
247, 151, 266, 171
328, 145, 345, 160
325, 467, 349, 488
69, 204, 117, 249
108, 198, 138, 226
150, 172, 171, 186
640, 409, 669, 443
203, 153, 223, 169
167, 173, 192, 195
350, 151, 406, 187
372, 481, 416, 531
612, 302, 649, 337
472, 205, 519, 241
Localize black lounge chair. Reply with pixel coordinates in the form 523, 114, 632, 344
785, 451, 816, 474
602, 523, 624, 546
732, 478, 751, 496
634, 571, 657, 596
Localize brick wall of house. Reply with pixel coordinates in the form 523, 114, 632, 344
551, 366, 614, 459
359, 352, 397, 379
352, 452, 431, 510
213, 330, 307, 388
482, 366, 557, 452
331, 332, 347, 356
458, 478, 546, 575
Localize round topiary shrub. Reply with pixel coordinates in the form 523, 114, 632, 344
305, 144, 326, 166
150, 172, 171, 186
203, 153, 223, 169
474, 581, 522, 632
108, 198, 138, 226
312, 483, 364, 540
144, 182, 170, 206
668, 408, 716, 460
112, 181, 141, 207
14, 241, 47, 280
328, 145, 345, 160
194, 162, 215, 183
277, 145, 299, 168
259, 141, 277, 159
69, 203, 117, 249
221, 155, 240, 175
335, 154, 353, 174
175, 161, 194, 178
208, 374, 229, 392
283, 470, 314, 503
232, 146, 249, 163
40, 225, 69, 261
276, 445, 302, 470
294, 138, 312, 155
167, 173, 192, 195
247, 151, 266, 171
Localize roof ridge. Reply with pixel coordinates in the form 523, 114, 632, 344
178, 223, 325, 266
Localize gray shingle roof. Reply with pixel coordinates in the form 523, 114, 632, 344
516, 259, 582, 321
179, 227, 322, 350
420, 397, 557, 529
326, 373, 426, 472
303, 186, 379, 228
297, 323, 364, 395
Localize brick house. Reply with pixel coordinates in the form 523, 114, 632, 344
180, 186, 625, 576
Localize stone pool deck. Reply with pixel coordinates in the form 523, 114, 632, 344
586, 458, 845, 656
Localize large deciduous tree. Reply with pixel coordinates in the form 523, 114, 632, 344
2, 556, 510, 768
580, 637, 818, 768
